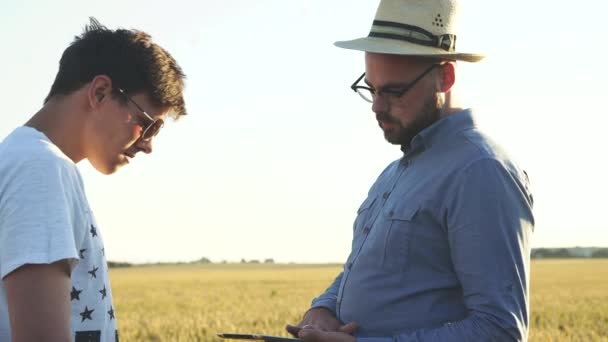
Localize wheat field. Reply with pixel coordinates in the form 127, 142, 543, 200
109, 259, 608, 341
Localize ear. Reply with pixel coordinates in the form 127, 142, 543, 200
87, 75, 113, 109
438, 62, 456, 93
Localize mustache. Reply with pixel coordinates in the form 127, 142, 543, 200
376, 112, 398, 124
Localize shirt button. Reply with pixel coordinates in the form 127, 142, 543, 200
389, 210, 394, 217
347, 262, 353, 270
383, 192, 390, 199
363, 226, 371, 234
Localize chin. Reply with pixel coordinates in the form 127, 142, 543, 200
384, 136, 402, 145
383, 130, 402, 145
98, 166, 120, 175
103, 167, 120, 175
90, 160, 121, 175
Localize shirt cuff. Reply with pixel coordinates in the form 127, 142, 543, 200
309, 299, 337, 316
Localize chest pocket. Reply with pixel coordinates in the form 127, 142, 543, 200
381, 204, 420, 271
348, 196, 377, 260
353, 196, 377, 233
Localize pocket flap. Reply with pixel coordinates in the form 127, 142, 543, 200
357, 196, 377, 214
385, 204, 419, 221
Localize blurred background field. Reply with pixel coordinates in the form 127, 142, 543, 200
110, 259, 608, 341
529, 259, 608, 341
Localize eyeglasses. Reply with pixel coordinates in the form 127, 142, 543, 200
350, 64, 441, 103
117, 88, 164, 141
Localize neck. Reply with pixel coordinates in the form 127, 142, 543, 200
25, 94, 87, 163
438, 87, 464, 119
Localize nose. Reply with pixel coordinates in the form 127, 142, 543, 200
135, 138, 153, 154
371, 94, 389, 115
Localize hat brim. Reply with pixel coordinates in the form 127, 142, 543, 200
335, 37, 484, 63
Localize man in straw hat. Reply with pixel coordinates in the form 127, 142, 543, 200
286, 0, 534, 341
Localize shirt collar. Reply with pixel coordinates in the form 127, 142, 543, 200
401, 108, 477, 155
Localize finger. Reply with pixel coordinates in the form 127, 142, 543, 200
286, 324, 302, 337
298, 328, 322, 342
338, 322, 359, 334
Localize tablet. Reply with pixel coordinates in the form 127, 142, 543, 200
217, 333, 301, 342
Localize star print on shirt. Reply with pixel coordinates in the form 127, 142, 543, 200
100, 285, 107, 300
88, 266, 99, 279
71, 286, 82, 301
79, 248, 86, 259
108, 307, 115, 320
80, 306, 94, 322
90, 224, 97, 237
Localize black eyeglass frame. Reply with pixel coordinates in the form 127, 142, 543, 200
350, 64, 442, 103
117, 88, 164, 141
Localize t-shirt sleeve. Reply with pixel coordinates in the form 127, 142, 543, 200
0, 159, 81, 279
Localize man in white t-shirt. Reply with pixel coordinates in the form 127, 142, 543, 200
0, 17, 187, 342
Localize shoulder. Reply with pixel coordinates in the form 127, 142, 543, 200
435, 126, 532, 199
450, 130, 533, 203
0, 127, 84, 207
446, 127, 524, 178
0, 127, 80, 182
462, 129, 526, 178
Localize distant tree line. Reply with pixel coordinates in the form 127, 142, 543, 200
107, 261, 133, 268
108, 249, 608, 268
107, 257, 278, 268
532, 247, 608, 259
195, 257, 275, 264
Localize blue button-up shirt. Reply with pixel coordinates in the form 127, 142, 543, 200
311, 109, 534, 341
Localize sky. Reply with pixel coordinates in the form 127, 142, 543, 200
0, 0, 606, 264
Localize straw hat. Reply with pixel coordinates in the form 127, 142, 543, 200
335, 0, 484, 62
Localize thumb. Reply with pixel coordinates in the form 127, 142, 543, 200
286, 324, 301, 337
338, 322, 359, 334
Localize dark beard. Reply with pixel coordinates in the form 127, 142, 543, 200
380, 94, 441, 147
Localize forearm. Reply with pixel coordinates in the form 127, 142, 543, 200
356, 313, 519, 342
310, 271, 344, 314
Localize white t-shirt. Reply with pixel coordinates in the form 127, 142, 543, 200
0, 127, 118, 342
